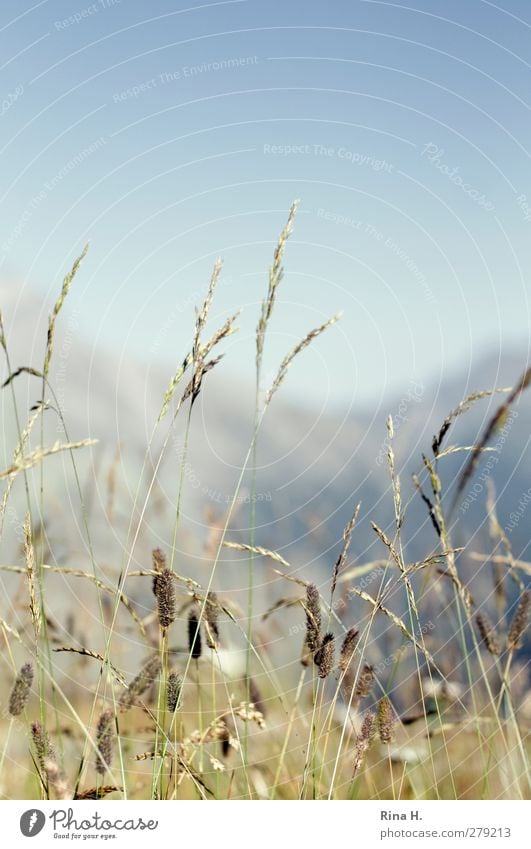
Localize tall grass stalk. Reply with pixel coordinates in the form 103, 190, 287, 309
0, 210, 529, 801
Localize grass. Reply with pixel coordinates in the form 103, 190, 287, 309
0, 204, 529, 800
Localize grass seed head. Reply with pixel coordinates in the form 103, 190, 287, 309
24, 514, 41, 640
31, 721, 56, 772
45, 759, 71, 800
44, 245, 88, 379
314, 632, 335, 678
377, 696, 395, 744
96, 709, 115, 776
355, 664, 375, 701
235, 701, 266, 729
475, 612, 501, 656
188, 608, 202, 659
204, 591, 220, 649
305, 583, 322, 653
152, 547, 166, 595
9, 663, 33, 716
507, 591, 530, 651
154, 569, 176, 630
167, 671, 183, 713
353, 710, 375, 777
119, 656, 161, 712
339, 626, 359, 672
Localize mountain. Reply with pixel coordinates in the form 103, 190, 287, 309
0, 284, 529, 665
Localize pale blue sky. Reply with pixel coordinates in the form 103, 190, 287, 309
1, 0, 530, 409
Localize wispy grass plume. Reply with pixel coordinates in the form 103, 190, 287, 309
43, 244, 89, 379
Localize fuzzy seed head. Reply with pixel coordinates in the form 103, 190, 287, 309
377, 696, 395, 744
9, 663, 33, 716
353, 710, 375, 777
152, 548, 166, 595
314, 632, 335, 678
96, 709, 115, 776
204, 592, 220, 649
154, 569, 176, 630
355, 664, 375, 701
188, 608, 202, 660
359, 709, 376, 743
44, 759, 71, 800
475, 612, 501, 656
339, 627, 359, 672
31, 722, 55, 773
508, 591, 530, 651
167, 672, 183, 713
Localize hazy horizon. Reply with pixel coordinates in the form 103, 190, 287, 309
1, 0, 530, 408
1, 274, 529, 418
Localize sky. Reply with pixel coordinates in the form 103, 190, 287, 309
1, 0, 530, 411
